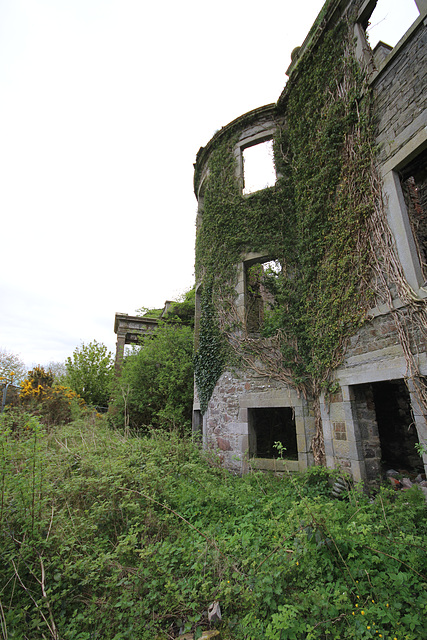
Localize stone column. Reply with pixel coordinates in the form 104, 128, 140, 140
115, 333, 126, 372
406, 379, 427, 475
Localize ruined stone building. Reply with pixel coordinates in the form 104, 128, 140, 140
192, 0, 427, 484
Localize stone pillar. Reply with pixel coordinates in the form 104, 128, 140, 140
406, 379, 427, 475
115, 333, 126, 372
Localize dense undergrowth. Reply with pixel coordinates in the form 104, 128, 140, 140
0, 411, 426, 640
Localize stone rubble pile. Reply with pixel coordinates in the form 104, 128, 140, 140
386, 469, 427, 499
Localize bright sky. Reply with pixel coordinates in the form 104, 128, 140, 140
0, 0, 420, 369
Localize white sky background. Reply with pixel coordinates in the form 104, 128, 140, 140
0, 0, 420, 369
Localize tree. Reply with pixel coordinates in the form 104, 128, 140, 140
45, 361, 67, 383
0, 348, 27, 384
112, 322, 194, 432
65, 341, 114, 407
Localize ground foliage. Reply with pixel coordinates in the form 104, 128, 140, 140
0, 414, 426, 640
194, 20, 376, 455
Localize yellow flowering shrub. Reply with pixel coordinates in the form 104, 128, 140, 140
20, 366, 85, 425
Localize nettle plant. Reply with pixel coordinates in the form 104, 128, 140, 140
194, 20, 375, 460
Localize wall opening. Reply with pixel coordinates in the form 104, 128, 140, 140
399, 151, 427, 279
192, 409, 203, 439
245, 260, 281, 334
249, 407, 297, 460
242, 140, 276, 195
364, 0, 420, 51
372, 380, 423, 473
352, 380, 423, 478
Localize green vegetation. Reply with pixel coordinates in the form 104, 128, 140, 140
19, 366, 85, 426
193, 281, 225, 414
109, 289, 195, 433
0, 412, 426, 640
65, 341, 115, 407
110, 321, 194, 433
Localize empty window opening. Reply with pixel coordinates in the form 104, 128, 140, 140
246, 260, 281, 333
243, 140, 276, 195
400, 153, 427, 278
372, 380, 423, 474
192, 410, 203, 439
124, 344, 138, 357
249, 407, 298, 460
365, 0, 419, 51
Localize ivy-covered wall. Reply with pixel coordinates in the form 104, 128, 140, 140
193, 0, 427, 474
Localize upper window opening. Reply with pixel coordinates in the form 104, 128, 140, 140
366, 0, 419, 50
399, 151, 427, 279
246, 260, 281, 334
243, 140, 276, 195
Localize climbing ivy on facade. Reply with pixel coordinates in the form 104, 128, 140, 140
194, 19, 376, 459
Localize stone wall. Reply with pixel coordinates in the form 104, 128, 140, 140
350, 384, 381, 482
373, 18, 426, 168
193, 0, 427, 481
202, 369, 314, 474
343, 309, 425, 365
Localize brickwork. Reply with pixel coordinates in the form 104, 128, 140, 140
344, 310, 425, 363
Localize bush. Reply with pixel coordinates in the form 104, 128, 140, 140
20, 366, 85, 425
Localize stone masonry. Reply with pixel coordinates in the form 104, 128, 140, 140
193, 0, 427, 484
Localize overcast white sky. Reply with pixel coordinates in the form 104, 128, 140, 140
0, 0, 420, 369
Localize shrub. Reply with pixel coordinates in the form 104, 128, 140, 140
20, 366, 85, 425
0, 419, 425, 639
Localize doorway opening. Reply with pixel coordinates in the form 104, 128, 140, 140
372, 380, 422, 473
352, 379, 423, 477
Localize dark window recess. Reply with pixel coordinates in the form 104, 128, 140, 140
249, 407, 298, 460
246, 264, 265, 333
192, 410, 202, 439
373, 380, 423, 473
400, 153, 427, 277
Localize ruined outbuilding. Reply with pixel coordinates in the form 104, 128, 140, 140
193, 0, 427, 485
114, 302, 174, 370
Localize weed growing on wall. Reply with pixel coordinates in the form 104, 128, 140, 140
193, 280, 226, 413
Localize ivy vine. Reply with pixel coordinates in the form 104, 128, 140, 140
194, 19, 376, 459
193, 281, 225, 414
